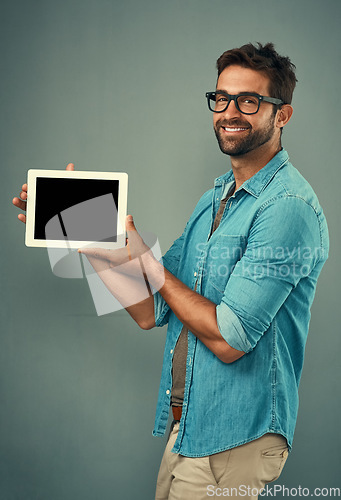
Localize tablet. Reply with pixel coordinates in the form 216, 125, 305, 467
25, 169, 128, 249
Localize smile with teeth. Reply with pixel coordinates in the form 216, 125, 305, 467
222, 126, 249, 132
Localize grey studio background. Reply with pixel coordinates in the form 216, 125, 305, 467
1, 0, 340, 499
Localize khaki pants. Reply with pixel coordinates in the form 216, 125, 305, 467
155, 422, 288, 500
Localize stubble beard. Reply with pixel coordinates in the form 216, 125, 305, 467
214, 115, 276, 157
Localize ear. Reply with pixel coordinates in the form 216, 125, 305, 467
276, 104, 293, 129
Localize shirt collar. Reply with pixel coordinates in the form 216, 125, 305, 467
214, 149, 290, 198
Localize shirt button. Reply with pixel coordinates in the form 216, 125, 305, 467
194, 272, 197, 277
166, 389, 170, 395
170, 349, 173, 354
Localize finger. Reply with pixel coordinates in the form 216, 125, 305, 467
125, 215, 148, 258
78, 248, 108, 259
66, 163, 75, 171
22, 183, 28, 192
12, 197, 27, 211
78, 246, 128, 261
125, 214, 137, 232
20, 190, 27, 200
18, 213, 26, 224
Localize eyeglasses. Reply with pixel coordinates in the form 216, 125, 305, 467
205, 91, 283, 115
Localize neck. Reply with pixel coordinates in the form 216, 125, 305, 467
230, 141, 282, 191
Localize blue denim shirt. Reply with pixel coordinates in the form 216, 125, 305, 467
153, 149, 329, 457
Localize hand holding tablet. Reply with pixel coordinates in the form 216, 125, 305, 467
13, 163, 75, 224
12, 165, 165, 316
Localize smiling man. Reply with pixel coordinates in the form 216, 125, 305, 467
146, 43, 329, 499
13, 42, 329, 500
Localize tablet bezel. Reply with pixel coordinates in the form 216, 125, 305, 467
25, 169, 128, 249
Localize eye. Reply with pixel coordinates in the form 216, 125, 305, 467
216, 95, 228, 103
239, 96, 258, 105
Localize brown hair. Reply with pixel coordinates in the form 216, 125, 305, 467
216, 42, 297, 105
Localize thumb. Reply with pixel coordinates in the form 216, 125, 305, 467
66, 163, 75, 171
126, 214, 137, 232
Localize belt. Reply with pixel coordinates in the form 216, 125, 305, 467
172, 405, 182, 421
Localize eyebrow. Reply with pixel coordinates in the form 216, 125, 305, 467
215, 89, 261, 95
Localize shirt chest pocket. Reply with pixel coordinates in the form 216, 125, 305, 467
202, 234, 247, 304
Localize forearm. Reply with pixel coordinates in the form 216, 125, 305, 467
84, 254, 156, 329
143, 254, 244, 363
125, 294, 155, 330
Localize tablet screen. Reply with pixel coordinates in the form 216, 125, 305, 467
34, 177, 119, 242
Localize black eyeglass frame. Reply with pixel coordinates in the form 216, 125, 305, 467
205, 91, 284, 115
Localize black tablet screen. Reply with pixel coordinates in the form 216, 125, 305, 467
34, 177, 119, 242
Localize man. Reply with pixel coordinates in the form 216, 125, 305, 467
13, 43, 329, 499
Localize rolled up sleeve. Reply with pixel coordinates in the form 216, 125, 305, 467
216, 302, 253, 353
216, 196, 321, 351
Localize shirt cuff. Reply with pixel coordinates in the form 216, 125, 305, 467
216, 301, 253, 353
154, 290, 170, 327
